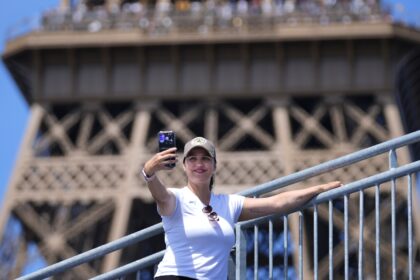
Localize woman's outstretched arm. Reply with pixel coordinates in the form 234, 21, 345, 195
239, 181, 342, 221
143, 147, 178, 216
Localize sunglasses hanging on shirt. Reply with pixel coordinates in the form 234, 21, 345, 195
202, 205, 219, 222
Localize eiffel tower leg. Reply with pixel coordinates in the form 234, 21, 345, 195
0, 104, 44, 235
102, 103, 154, 272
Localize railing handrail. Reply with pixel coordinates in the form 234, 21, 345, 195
17, 130, 420, 280
17, 223, 163, 280
91, 250, 166, 280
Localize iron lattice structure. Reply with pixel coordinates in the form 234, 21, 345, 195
1, 0, 420, 278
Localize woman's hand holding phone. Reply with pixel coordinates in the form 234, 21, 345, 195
143, 147, 178, 176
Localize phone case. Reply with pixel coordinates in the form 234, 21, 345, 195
158, 131, 176, 168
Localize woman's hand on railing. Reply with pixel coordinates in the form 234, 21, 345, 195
315, 181, 343, 193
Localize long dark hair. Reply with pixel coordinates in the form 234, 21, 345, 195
209, 176, 214, 191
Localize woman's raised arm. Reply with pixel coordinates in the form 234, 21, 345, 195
143, 147, 178, 216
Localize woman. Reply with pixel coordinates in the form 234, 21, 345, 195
142, 136, 341, 280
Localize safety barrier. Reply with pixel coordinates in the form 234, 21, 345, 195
18, 130, 420, 280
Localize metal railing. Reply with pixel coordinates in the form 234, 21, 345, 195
18, 130, 420, 280
235, 155, 419, 279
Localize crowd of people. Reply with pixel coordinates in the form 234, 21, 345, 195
39, 0, 389, 34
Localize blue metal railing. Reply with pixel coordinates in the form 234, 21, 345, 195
234, 158, 420, 279
17, 130, 420, 280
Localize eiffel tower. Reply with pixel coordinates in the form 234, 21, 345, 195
1, 0, 420, 278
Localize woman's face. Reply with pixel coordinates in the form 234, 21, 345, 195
183, 147, 215, 186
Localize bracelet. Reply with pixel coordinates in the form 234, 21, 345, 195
141, 168, 156, 182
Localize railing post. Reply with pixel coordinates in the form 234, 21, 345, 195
314, 205, 318, 280
269, 219, 273, 280
283, 216, 289, 280
344, 194, 349, 280
358, 190, 364, 279
235, 223, 247, 280
328, 200, 333, 280
228, 252, 236, 280
407, 174, 413, 280
298, 211, 304, 280
389, 149, 398, 169
389, 149, 398, 280
254, 224, 259, 280
375, 184, 381, 280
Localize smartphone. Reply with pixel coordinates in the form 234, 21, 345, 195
158, 131, 176, 168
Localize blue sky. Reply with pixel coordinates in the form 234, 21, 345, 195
0, 0, 59, 204
0, 0, 420, 205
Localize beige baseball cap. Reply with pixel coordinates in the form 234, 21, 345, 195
183, 137, 216, 160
